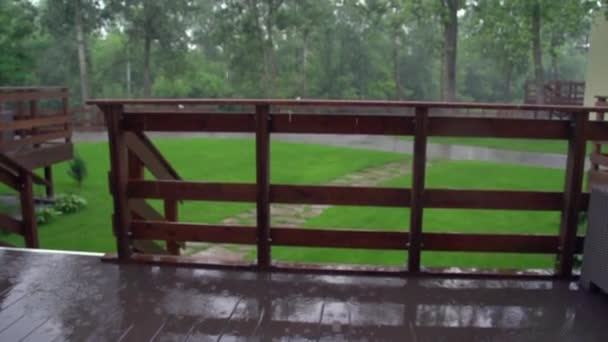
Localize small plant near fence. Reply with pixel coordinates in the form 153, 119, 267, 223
53, 194, 88, 214
35, 194, 88, 226
36, 207, 61, 225
67, 155, 87, 187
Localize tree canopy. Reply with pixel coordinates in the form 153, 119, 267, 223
0, 0, 601, 104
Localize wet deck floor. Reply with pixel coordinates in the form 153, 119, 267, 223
1, 248, 607, 341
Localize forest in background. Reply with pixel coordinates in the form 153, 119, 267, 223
0, 0, 604, 106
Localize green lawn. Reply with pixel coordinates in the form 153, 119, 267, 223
1, 138, 405, 251
404, 136, 595, 155
427, 137, 569, 154
272, 160, 567, 269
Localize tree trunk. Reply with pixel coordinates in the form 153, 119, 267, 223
143, 34, 152, 97
504, 64, 512, 102
393, 30, 403, 100
74, 0, 90, 106
531, 1, 544, 104
442, 0, 458, 102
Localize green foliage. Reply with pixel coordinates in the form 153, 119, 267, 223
53, 194, 87, 214
0, 0, 38, 84
36, 207, 61, 225
4, 0, 601, 102
67, 155, 87, 187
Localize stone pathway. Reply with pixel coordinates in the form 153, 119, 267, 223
184, 161, 409, 260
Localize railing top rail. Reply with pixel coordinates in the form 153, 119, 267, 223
87, 98, 604, 112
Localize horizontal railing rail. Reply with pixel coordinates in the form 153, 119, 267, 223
90, 98, 608, 278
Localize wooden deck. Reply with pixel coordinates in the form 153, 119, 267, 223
0, 247, 607, 341
0, 87, 73, 198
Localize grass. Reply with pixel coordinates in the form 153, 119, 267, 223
427, 137, 568, 154
271, 160, 567, 269
0, 138, 405, 252
417, 137, 595, 155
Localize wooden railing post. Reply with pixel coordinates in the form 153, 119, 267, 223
408, 106, 428, 272
164, 200, 180, 255
256, 104, 271, 268
19, 172, 38, 248
102, 104, 132, 260
557, 112, 588, 277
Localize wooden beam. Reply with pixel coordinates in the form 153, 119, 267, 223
558, 112, 588, 277
12, 143, 73, 169
0, 129, 71, 151
271, 114, 415, 135
0, 165, 20, 190
256, 104, 271, 268
271, 228, 408, 249
0, 153, 48, 186
0, 115, 69, 131
409, 107, 428, 272
428, 118, 570, 139
87, 98, 597, 112
19, 172, 38, 248
130, 220, 257, 244
123, 113, 255, 132
424, 189, 567, 211
128, 199, 164, 221
102, 104, 132, 260
164, 200, 180, 255
0, 213, 21, 235
125, 131, 180, 180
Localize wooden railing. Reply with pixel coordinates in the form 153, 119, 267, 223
0, 154, 47, 248
590, 95, 608, 190
0, 87, 73, 197
90, 98, 608, 278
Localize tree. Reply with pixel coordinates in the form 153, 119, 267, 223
0, 0, 38, 85
42, 0, 103, 105
109, 0, 194, 97
439, 0, 461, 101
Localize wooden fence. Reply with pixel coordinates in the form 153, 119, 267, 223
89, 99, 608, 278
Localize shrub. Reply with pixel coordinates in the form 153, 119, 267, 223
53, 194, 87, 214
67, 155, 87, 187
36, 207, 61, 225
